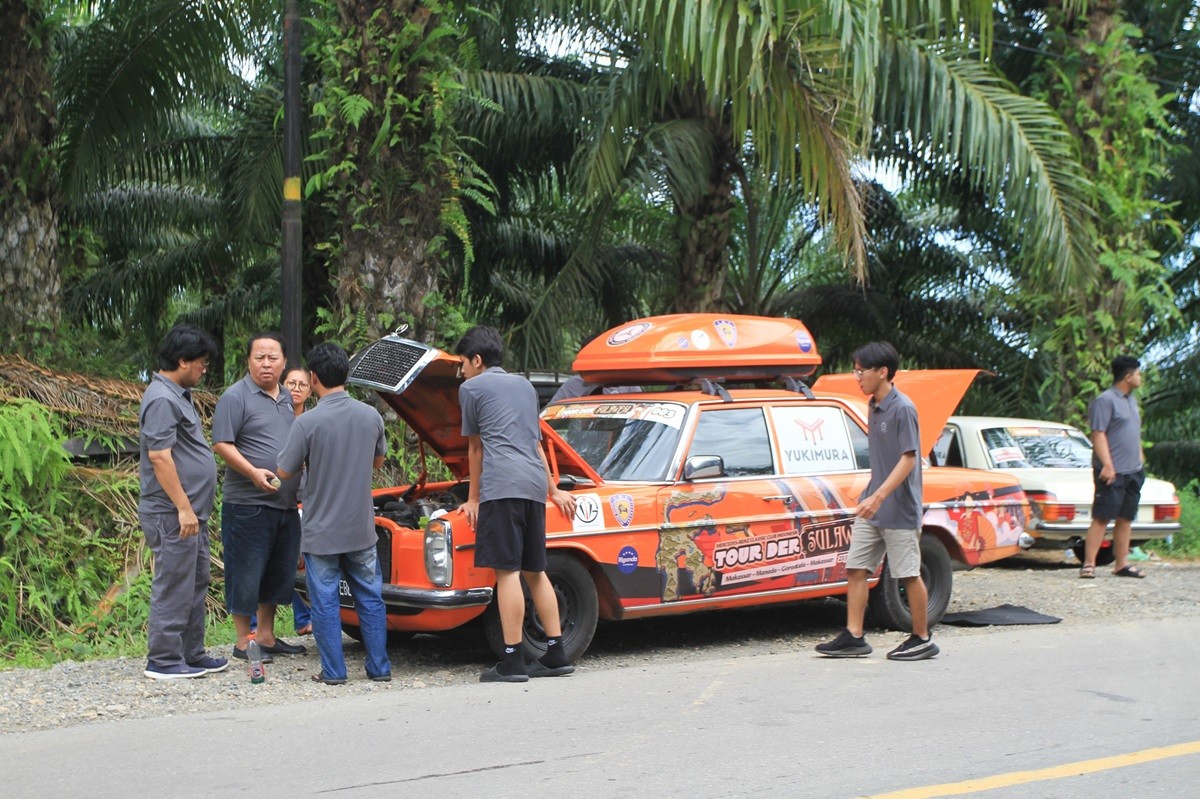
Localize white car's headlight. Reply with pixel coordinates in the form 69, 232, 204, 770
424, 517, 453, 587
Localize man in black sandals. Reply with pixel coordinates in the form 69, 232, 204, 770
1080, 355, 1148, 579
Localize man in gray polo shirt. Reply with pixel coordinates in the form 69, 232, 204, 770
1080, 355, 1148, 578
277, 343, 391, 684
213, 332, 306, 662
816, 341, 939, 661
138, 324, 226, 679
455, 325, 577, 683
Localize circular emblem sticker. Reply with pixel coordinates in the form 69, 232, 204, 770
607, 322, 652, 346
691, 329, 711, 350
796, 330, 814, 353
617, 546, 639, 574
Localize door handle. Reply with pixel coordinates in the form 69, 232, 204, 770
764, 495, 797, 505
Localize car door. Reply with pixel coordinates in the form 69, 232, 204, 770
766, 403, 871, 586
653, 405, 800, 604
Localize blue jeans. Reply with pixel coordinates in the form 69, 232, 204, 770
304, 547, 391, 681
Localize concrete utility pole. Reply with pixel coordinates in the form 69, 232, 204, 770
281, 0, 303, 363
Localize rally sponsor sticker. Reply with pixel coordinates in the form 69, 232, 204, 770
713, 318, 738, 347
572, 493, 605, 532
610, 494, 635, 527
617, 545, 639, 574
607, 322, 652, 346
691, 329, 711, 350
796, 330, 814, 353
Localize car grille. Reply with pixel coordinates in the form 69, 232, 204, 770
348, 337, 436, 393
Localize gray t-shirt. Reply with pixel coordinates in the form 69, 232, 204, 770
277, 390, 386, 555
860, 386, 923, 529
138, 373, 218, 519
212, 374, 298, 508
1088, 386, 1142, 474
549, 375, 642, 403
459, 367, 547, 503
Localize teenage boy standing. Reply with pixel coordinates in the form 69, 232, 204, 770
815, 341, 939, 661
455, 325, 577, 682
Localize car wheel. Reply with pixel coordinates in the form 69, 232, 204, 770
1071, 540, 1116, 567
341, 623, 414, 647
484, 553, 599, 663
866, 534, 953, 631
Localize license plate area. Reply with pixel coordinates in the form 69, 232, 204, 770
338, 579, 355, 608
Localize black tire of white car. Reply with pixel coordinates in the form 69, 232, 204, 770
483, 552, 599, 664
866, 534, 953, 631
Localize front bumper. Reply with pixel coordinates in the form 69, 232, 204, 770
295, 575, 493, 611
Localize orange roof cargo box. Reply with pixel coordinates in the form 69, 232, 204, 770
573, 314, 821, 384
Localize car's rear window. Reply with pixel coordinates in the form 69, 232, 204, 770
543, 401, 686, 481
982, 426, 1092, 469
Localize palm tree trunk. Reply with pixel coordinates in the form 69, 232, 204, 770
671, 115, 737, 313
1, 0, 61, 352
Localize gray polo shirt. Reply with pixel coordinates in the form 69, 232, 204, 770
460, 367, 547, 503
212, 373, 298, 508
138, 373, 218, 519
277, 390, 386, 555
860, 385, 923, 529
1088, 386, 1142, 474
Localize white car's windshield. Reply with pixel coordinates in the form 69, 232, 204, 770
542, 401, 686, 481
982, 426, 1093, 469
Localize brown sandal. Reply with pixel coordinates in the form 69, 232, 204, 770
1079, 565, 1096, 579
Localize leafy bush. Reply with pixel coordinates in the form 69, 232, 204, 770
1146, 479, 1200, 559
0, 399, 233, 667
1144, 440, 1200, 488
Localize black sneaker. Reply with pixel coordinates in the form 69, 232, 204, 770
232, 645, 273, 664
815, 629, 873, 657
480, 664, 529, 683
886, 634, 940, 661
258, 638, 306, 656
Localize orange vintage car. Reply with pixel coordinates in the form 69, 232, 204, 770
318, 314, 1032, 662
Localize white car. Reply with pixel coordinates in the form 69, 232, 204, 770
933, 416, 1180, 564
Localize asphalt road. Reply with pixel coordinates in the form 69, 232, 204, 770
3, 615, 1197, 798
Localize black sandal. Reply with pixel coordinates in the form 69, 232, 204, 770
1113, 565, 1146, 578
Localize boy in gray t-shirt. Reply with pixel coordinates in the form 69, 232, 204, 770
455, 326, 577, 682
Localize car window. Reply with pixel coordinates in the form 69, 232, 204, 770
543, 401, 686, 481
986, 425, 1092, 469
770, 405, 864, 475
687, 408, 774, 477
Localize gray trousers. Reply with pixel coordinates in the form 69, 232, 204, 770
140, 512, 210, 668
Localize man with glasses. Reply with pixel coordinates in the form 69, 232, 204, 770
816, 341, 939, 661
138, 324, 225, 679
213, 332, 307, 665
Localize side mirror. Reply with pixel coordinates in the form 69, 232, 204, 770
684, 455, 724, 480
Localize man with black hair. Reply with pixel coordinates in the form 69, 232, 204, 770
1080, 355, 1148, 579
277, 342, 391, 684
213, 332, 306, 665
455, 325, 578, 682
815, 341, 939, 662
138, 324, 226, 679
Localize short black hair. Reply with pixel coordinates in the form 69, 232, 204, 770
851, 341, 900, 381
245, 331, 286, 360
454, 325, 504, 367
156, 324, 219, 372
1112, 355, 1140, 383
306, 342, 350, 389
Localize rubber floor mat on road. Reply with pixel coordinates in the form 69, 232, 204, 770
940, 604, 1062, 626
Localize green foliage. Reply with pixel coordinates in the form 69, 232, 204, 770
1144, 441, 1200, 488
1146, 479, 1200, 559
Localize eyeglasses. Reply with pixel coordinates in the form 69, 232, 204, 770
285, 381, 310, 389
852, 367, 879, 378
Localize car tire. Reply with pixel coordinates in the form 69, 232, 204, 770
341, 623, 414, 647
1071, 540, 1116, 567
866, 534, 953, 631
484, 552, 599, 663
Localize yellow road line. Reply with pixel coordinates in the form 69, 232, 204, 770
864, 740, 1200, 798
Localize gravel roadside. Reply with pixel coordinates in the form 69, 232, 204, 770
2, 550, 1197, 736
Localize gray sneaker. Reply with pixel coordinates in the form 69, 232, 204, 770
886, 634, 940, 661
815, 629, 873, 657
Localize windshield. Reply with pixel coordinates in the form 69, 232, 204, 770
981, 426, 1093, 469
542, 401, 686, 481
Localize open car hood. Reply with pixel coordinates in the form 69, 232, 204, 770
347, 335, 600, 483
813, 370, 984, 458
